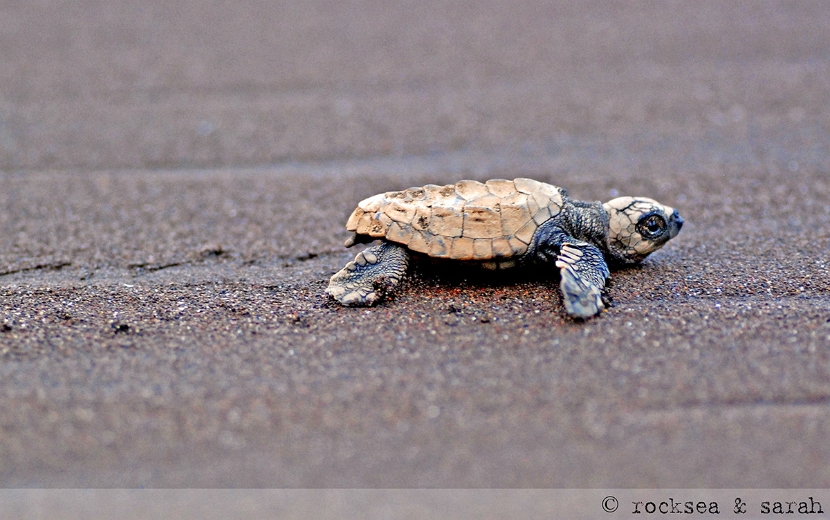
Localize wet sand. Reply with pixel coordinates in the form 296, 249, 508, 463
0, 1, 829, 488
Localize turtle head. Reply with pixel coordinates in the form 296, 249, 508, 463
602, 196, 683, 265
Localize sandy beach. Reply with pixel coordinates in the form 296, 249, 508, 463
0, 0, 828, 496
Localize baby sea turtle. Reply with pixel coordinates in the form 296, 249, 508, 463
326, 178, 683, 318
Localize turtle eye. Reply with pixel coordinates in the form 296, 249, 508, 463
637, 213, 667, 239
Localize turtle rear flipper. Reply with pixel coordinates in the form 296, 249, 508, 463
344, 232, 376, 248
555, 243, 610, 318
326, 242, 410, 306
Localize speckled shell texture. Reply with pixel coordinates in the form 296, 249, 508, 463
346, 178, 565, 261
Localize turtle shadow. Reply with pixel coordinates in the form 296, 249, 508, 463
401, 258, 619, 317
407, 259, 557, 289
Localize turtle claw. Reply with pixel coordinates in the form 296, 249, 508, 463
335, 288, 378, 306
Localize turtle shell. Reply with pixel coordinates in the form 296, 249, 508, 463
345, 178, 565, 260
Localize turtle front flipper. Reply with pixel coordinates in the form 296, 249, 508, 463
555, 242, 611, 318
326, 242, 411, 306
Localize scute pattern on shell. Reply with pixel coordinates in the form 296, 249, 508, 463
345, 179, 565, 260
